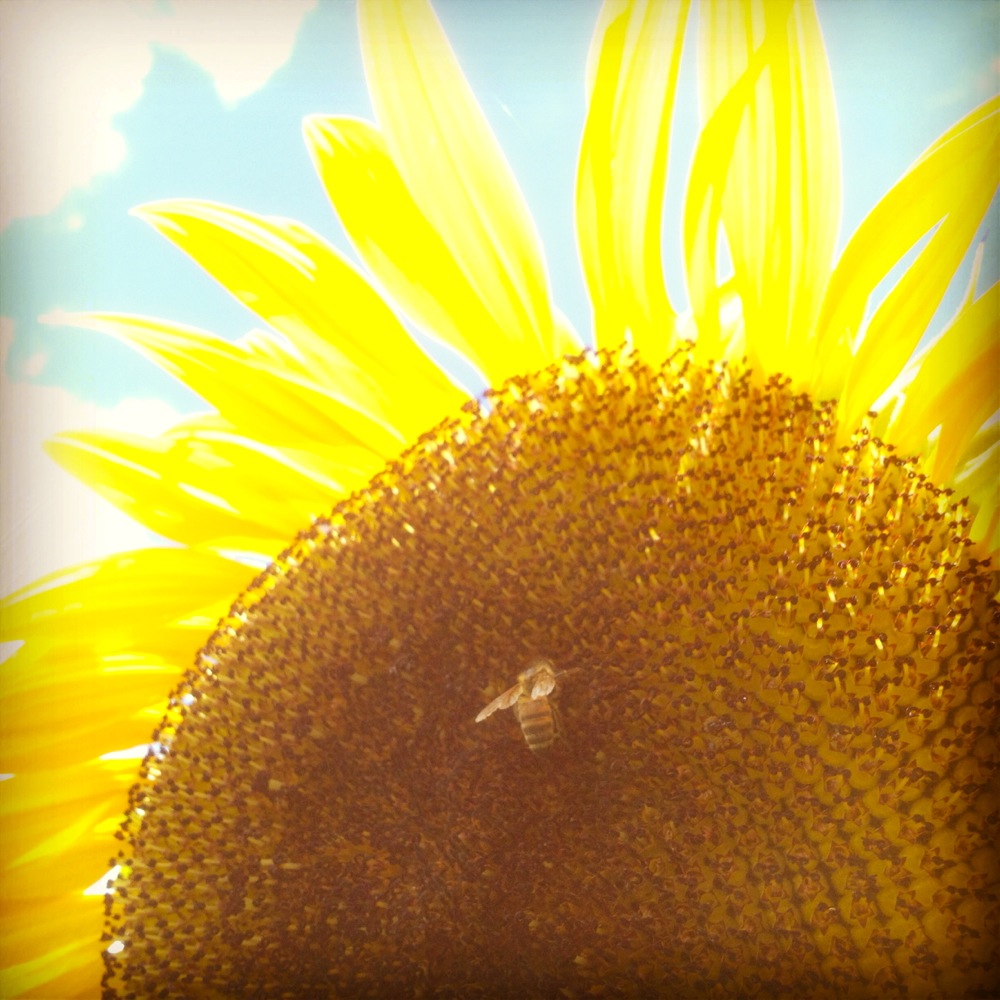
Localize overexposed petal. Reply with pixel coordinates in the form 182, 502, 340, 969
683, 37, 767, 361
1, 549, 250, 769
886, 283, 999, 482
44, 424, 379, 553
1, 548, 247, 653
815, 96, 1000, 426
695, 0, 841, 381
305, 116, 544, 384
53, 312, 406, 458
358, 0, 561, 364
552, 309, 584, 360
576, 0, 688, 356
132, 200, 465, 437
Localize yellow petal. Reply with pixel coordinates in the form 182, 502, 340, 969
951, 434, 1000, 552
814, 95, 1000, 426
0, 762, 133, 878
576, 0, 688, 356
1, 549, 247, 769
683, 31, 768, 362
44, 424, 378, 553
304, 115, 545, 384
2, 682, 175, 774
552, 308, 583, 360
0, 651, 178, 775
0, 664, 196, 775
131, 199, 465, 436
0, 896, 101, 999
0, 645, 181, 704
695, 0, 841, 382
1, 548, 249, 646
53, 312, 406, 458
358, 0, 562, 364
886, 283, 999, 482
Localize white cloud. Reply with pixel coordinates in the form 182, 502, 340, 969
0, 0, 315, 228
0, 319, 183, 596
156, 0, 318, 107
0, 1, 150, 227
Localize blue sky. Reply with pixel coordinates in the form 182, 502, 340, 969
1, 0, 998, 588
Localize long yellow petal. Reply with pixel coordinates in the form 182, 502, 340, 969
0, 762, 134, 876
1, 550, 248, 770
305, 116, 545, 384
131, 200, 465, 436
52, 312, 406, 458
1, 549, 249, 645
0, 645, 181, 704
358, 0, 561, 363
814, 96, 1000, 424
951, 434, 1000, 551
696, 0, 841, 382
0, 896, 100, 999
840, 167, 999, 432
683, 31, 768, 361
886, 283, 999, 482
576, 0, 688, 356
1, 653, 176, 775
44, 425, 378, 553
0, 640, 189, 774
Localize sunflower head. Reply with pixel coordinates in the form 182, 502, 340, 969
101, 345, 999, 997
2, 1, 999, 998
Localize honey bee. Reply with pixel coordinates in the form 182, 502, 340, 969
474, 658, 560, 751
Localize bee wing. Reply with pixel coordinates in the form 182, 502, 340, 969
475, 682, 523, 722
528, 673, 556, 699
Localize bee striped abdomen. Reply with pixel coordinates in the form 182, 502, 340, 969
515, 695, 555, 751
474, 659, 562, 751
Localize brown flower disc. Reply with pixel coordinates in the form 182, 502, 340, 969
103, 346, 1000, 999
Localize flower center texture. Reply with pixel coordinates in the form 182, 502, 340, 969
104, 346, 999, 998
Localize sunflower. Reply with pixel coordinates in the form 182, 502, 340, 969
2, 0, 998, 996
